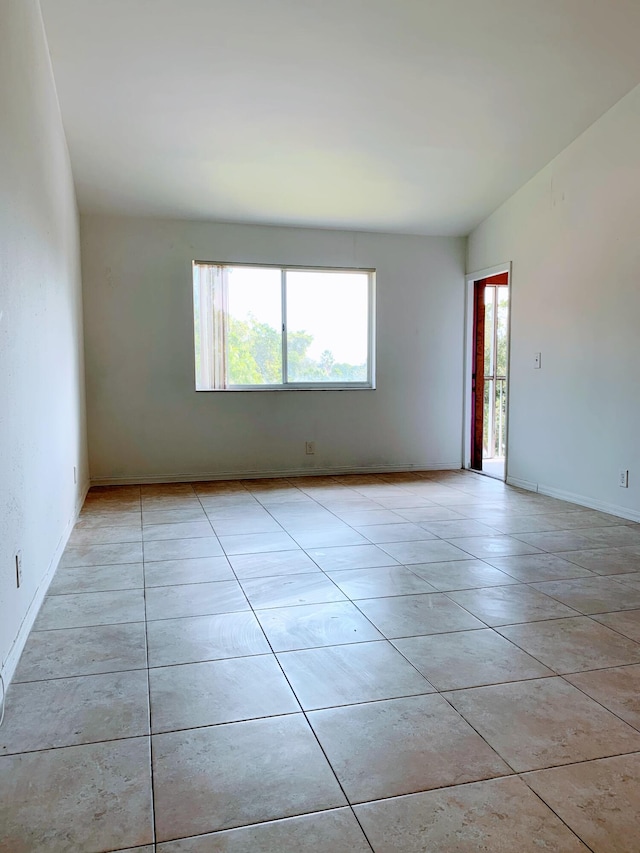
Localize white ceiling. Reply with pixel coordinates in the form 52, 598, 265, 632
40, 0, 640, 236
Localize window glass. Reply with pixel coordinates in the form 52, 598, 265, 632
226, 266, 282, 385
286, 271, 369, 383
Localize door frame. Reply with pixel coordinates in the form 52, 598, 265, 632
463, 262, 512, 480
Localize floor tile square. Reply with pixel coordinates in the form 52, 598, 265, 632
147, 611, 270, 667
543, 510, 623, 529
145, 580, 249, 620
335, 508, 406, 526
559, 547, 640, 575
444, 677, 640, 771
356, 592, 485, 638
149, 655, 299, 732
257, 492, 316, 507
618, 571, 640, 590
307, 694, 509, 802
326, 565, 437, 598
219, 531, 299, 555
60, 541, 143, 567
513, 531, 596, 552
354, 776, 589, 852
487, 515, 563, 534
34, 588, 146, 630
256, 601, 383, 651
143, 536, 223, 562
142, 521, 214, 540
486, 553, 594, 581
356, 523, 437, 543
197, 489, 254, 504
447, 584, 577, 626
448, 536, 543, 559
0, 670, 149, 754
581, 525, 640, 547
152, 715, 346, 840
144, 555, 235, 586
532, 576, 640, 614
409, 559, 517, 590
291, 528, 371, 548
140, 484, 195, 498
497, 617, 640, 673
68, 525, 142, 546
524, 753, 640, 853
48, 562, 144, 594
565, 665, 640, 729
228, 549, 321, 578
75, 510, 142, 529
306, 543, 398, 571
373, 495, 434, 509
397, 506, 468, 522
211, 516, 284, 537
142, 507, 207, 525
81, 501, 141, 517
420, 519, 501, 538
393, 628, 553, 690
141, 496, 201, 511
155, 808, 371, 853
0, 738, 153, 852
13, 622, 148, 681
378, 539, 472, 564
276, 515, 342, 534
592, 609, 640, 641
277, 640, 434, 709
240, 573, 347, 609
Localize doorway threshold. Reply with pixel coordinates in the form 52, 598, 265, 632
481, 457, 505, 481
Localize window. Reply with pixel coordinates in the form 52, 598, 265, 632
193, 262, 375, 390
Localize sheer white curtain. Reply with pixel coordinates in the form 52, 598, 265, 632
193, 263, 228, 390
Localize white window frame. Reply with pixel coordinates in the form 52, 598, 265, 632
193, 261, 376, 391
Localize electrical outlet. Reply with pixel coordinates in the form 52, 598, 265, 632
533, 352, 541, 369
619, 469, 629, 488
305, 441, 315, 455
73, 466, 77, 484
15, 551, 23, 588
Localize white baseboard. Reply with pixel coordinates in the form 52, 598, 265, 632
0, 479, 90, 690
505, 474, 640, 522
506, 476, 539, 492
536, 483, 640, 523
91, 462, 463, 486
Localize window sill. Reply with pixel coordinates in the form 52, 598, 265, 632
195, 383, 375, 392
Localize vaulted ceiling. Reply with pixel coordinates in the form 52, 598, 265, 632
40, 0, 640, 235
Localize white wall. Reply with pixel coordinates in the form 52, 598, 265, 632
0, 0, 88, 684
81, 216, 465, 482
468, 84, 640, 519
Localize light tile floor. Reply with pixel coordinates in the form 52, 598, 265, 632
2, 471, 640, 851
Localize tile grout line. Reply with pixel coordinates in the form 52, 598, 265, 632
139, 487, 158, 851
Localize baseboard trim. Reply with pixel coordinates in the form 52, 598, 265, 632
536, 483, 640, 523
91, 462, 463, 487
0, 479, 90, 690
506, 476, 539, 492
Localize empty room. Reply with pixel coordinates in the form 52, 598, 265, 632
2, 0, 640, 850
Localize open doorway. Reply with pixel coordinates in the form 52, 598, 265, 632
470, 271, 510, 480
